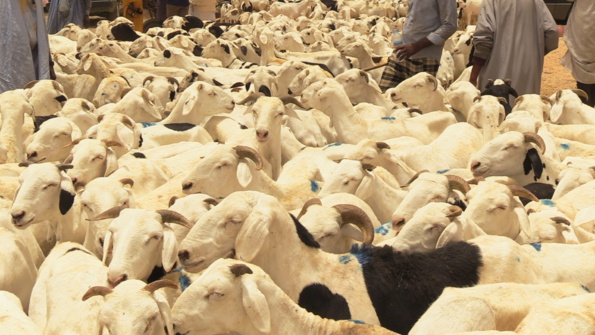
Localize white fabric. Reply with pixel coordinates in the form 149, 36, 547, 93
473, 0, 558, 96
561, 0, 595, 84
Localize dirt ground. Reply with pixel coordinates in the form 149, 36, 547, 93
541, 37, 576, 97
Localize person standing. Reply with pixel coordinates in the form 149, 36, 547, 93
0, 0, 52, 94
378, 0, 458, 92
47, 0, 90, 33
189, 0, 216, 21
469, 0, 559, 98
166, 0, 189, 18
560, 0, 595, 107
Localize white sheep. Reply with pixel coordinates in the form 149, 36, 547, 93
0, 291, 41, 334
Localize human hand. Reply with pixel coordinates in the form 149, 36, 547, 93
394, 43, 420, 61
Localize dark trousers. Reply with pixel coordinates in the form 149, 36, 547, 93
577, 82, 595, 107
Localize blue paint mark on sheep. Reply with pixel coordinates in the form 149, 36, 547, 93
339, 255, 352, 264
325, 143, 343, 148
530, 243, 542, 252
310, 180, 320, 192
349, 320, 366, 324
349, 244, 373, 265
381, 117, 396, 121
437, 169, 450, 174
541, 199, 555, 207
581, 285, 591, 292
141, 122, 158, 128
375, 223, 392, 236
171, 267, 191, 292
560, 143, 571, 150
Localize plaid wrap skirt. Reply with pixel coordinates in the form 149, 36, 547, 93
379, 55, 440, 92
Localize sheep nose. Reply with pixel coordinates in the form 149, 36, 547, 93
470, 161, 481, 170
182, 182, 193, 191
392, 217, 405, 229
178, 250, 190, 262
256, 130, 269, 140
71, 177, 78, 185
108, 274, 127, 287
288, 88, 293, 95
11, 211, 25, 221
27, 151, 37, 159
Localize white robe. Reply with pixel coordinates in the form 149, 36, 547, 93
472, 0, 558, 96
561, 0, 595, 84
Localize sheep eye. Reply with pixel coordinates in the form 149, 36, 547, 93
503, 144, 516, 150
206, 292, 224, 299
43, 183, 58, 190
99, 237, 104, 246
93, 155, 105, 161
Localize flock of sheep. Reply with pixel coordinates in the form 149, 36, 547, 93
1, 0, 595, 334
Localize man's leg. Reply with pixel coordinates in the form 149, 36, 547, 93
577, 81, 595, 107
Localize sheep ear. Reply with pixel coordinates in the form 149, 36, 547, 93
436, 221, 464, 249
59, 173, 75, 215
104, 148, 118, 176
102, 231, 113, 264
236, 208, 272, 263
523, 148, 543, 180
236, 159, 253, 188
421, 222, 448, 250
240, 276, 271, 333
161, 226, 178, 272
153, 290, 175, 335
354, 171, 373, 200
549, 103, 563, 123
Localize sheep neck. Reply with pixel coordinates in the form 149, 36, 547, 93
320, 96, 368, 144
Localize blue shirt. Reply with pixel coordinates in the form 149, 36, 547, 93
403, 0, 458, 61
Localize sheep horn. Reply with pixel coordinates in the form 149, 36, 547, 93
497, 97, 508, 105
121, 116, 135, 129
540, 95, 553, 106
446, 205, 463, 218
523, 132, 546, 154
280, 96, 307, 109
466, 176, 485, 185
230, 263, 253, 277
296, 198, 322, 220
87, 205, 127, 221
102, 139, 126, 148
82, 286, 113, 301
168, 196, 179, 207
204, 198, 219, 207
167, 77, 179, 90
18, 162, 32, 167
143, 75, 155, 86
332, 204, 374, 245
236, 92, 264, 106
446, 175, 471, 194
473, 96, 482, 103
63, 137, 83, 148
513, 96, 524, 106
551, 216, 572, 226
571, 89, 589, 102
234, 146, 263, 170
376, 142, 390, 150
143, 279, 178, 293
403, 169, 429, 187
507, 185, 539, 202
555, 90, 562, 102
427, 74, 438, 91
119, 178, 134, 188
97, 114, 105, 123
56, 164, 74, 171
156, 209, 193, 229
24, 80, 40, 89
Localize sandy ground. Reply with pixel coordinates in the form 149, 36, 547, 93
541, 37, 576, 97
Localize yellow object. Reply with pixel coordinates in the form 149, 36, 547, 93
122, 0, 144, 31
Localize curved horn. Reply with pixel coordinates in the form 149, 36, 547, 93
87, 205, 127, 221
204, 197, 219, 207
427, 74, 438, 91
230, 263, 253, 277
540, 95, 553, 106
446, 175, 471, 194
507, 185, 539, 202
24, 80, 40, 89
551, 216, 572, 226
473, 96, 482, 103
332, 204, 374, 245
280, 96, 307, 109
497, 97, 508, 105
167, 77, 180, 90
236, 92, 264, 106
362, 163, 376, 171
63, 137, 83, 148
121, 115, 135, 129
156, 210, 193, 229
143, 279, 178, 293
102, 139, 126, 148
376, 142, 390, 150
554, 90, 562, 102
513, 96, 524, 106
143, 75, 155, 86
119, 178, 134, 188
234, 145, 263, 170
466, 176, 485, 185
403, 169, 429, 187
571, 89, 589, 102
446, 205, 463, 218
523, 132, 546, 154
82, 286, 113, 301
296, 198, 322, 220
56, 164, 74, 171
168, 196, 179, 207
